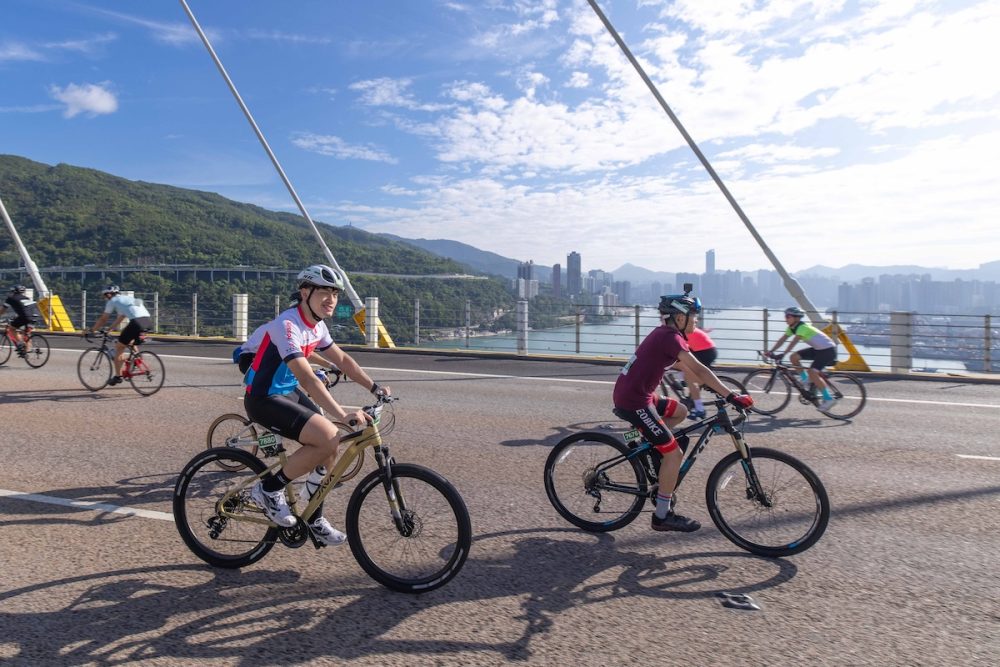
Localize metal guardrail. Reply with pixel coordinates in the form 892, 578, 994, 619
45, 292, 1000, 375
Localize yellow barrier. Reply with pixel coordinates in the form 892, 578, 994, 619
37, 294, 76, 332
824, 323, 871, 372
353, 310, 396, 348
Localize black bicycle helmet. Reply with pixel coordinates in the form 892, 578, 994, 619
784, 306, 805, 317
658, 294, 702, 316
10, 284, 26, 294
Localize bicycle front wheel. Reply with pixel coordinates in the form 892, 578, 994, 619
346, 463, 472, 594
23, 333, 50, 368
706, 447, 829, 557
743, 369, 792, 415
173, 448, 277, 569
207, 413, 259, 471
0, 337, 11, 366
818, 373, 867, 420
128, 351, 165, 396
543, 432, 647, 532
77, 348, 112, 391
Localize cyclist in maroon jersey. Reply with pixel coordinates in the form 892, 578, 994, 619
613, 293, 753, 532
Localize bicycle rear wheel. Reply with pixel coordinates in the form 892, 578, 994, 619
173, 448, 277, 569
346, 463, 471, 593
543, 432, 647, 532
706, 447, 829, 557
23, 333, 50, 368
743, 369, 792, 415
0, 337, 11, 365
706, 374, 748, 397
128, 351, 165, 396
77, 348, 112, 391
818, 373, 867, 420
207, 413, 259, 471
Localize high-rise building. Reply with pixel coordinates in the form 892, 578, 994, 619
552, 263, 562, 298
517, 260, 535, 281
706, 249, 716, 275
567, 251, 582, 295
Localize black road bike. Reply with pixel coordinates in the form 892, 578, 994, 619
744, 352, 867, 420
543, 398, 830, 557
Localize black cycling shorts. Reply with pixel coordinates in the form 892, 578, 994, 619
238, 352, 255, 374
797, 346, 837, 371
692, 348, 717, 368
10, 315, 34, 329
118, 317, 152, 346
613, 397, 681, 454
244, 389, 321, 441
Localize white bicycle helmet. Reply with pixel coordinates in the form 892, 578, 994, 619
297, 264, 344, 290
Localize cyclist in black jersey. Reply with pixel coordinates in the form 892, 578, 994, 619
0, 285, 37, 357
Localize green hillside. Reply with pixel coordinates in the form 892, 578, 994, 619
0, 155, 515, 342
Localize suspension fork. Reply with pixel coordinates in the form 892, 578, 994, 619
374, 445, 411, 534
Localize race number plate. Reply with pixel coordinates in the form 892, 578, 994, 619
257, 432, 282, 457
623, 428, 642, 442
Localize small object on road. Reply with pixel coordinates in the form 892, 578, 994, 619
717, 591, 761, 611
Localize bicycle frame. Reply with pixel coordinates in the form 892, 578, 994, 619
614, 398, 761, 501
758, 354, 821, 404
216, 398, 398, 531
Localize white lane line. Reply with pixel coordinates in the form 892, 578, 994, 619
0, 488, 174, 521
49, 348, 1000, 407
957, 454, 1000, 462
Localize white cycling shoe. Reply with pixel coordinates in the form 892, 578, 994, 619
309, 517, 347, 546
250, 483, 297, 527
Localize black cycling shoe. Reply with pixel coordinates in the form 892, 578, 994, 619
107, 376, 124, 386
651, 511, 701, 533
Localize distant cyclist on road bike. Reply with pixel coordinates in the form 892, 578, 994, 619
767, 306, 839, 411
244, 264, 389, 546
83, 285, 153, 386
613, 292, 753, 533
0, 285, 38, 357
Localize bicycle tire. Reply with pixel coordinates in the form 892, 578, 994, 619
0, 337, 11, 366
743, 369, 792, 415
346, 463, 471, 593
206, 413, 259, 471
173, 448, 277, 569
77, 348, 112, 391
128, 350, 165, 396
22, 333, 50, 368
705, 447, 830, 557
818, 372, 867, 420
543, 431, 647, 532
713, 374, 747, 396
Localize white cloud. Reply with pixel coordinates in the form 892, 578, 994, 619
0, 42, 45, 62
350, 78, 451, 112
48, 82, 118, 118
291, 133, 399, 164
566, 71, 590, 88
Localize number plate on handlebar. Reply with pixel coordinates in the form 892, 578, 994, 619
623, 428, 641, 442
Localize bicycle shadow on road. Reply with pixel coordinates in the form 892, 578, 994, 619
0, 473, 177, 525
0, 530, 795, 665
743, 415, 854, 433
0, 388, 144, 405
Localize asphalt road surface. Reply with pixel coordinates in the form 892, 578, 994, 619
1, 338, 998, 666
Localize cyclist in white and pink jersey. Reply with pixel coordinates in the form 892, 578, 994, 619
245, 264, 390, 545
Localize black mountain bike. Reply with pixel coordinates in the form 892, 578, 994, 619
543, 398, 830, 557
744, 352, 867, 420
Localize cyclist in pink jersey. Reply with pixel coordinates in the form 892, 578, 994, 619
675, 319, 717, 420
613, 293, 753, 533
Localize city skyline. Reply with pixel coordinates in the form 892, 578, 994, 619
2, 2, 997, 274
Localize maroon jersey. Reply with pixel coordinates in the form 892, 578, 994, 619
613, 326, 689, 409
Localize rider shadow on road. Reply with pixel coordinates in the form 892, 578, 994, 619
499, 419, 627, 448
0, 529, 796, 664
0, 389, 139, 405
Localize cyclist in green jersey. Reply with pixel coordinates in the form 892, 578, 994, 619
767, 306, 839, 411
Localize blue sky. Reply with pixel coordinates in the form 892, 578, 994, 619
2, 0, 998, 275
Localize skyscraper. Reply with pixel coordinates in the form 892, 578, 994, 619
706, 249, 716, 275
567, 251, 582, 295
552, 263, 562, 298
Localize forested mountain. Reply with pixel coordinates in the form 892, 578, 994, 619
0, 155, 515, 342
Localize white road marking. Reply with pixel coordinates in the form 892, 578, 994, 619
956, 454, 1000, 462
49, 347, 1000, 407
0, 488, 174, 521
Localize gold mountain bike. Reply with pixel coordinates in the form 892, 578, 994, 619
174, 394, 472, 593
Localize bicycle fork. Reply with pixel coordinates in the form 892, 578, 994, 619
374, 446, 414, 537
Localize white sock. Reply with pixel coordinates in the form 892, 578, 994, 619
655, 493, 673, 519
